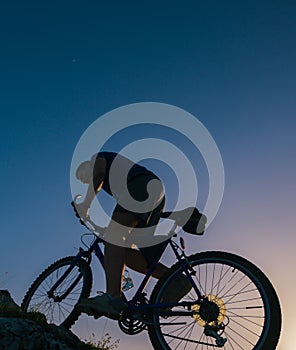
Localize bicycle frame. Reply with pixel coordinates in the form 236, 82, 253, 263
48, 226, 203, 318
126, 237, 203, 316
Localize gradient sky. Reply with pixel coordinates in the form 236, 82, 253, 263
1, 1, 295, 349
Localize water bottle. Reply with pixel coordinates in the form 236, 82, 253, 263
122, 269, 134, 291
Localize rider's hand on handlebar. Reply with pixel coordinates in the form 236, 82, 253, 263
71, 200, 89, 221
71, 200, 105, 234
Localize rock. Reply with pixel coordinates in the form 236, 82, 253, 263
0, 290, 21, 314
0, 317, 92, 350
0, 290, 92, 350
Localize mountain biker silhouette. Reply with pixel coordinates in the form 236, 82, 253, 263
22, 151, 281, 347
74, 151, 191, 319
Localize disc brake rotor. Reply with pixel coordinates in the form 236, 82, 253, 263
192, 294, 226, 327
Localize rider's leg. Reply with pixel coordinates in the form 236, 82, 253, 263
125, 248, 168, 279
104, 242, 126, 298
104, 213, 169, 297
104, 211, 140, 298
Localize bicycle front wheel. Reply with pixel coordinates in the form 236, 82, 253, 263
21, 256, 92, 328
148, 251, 281, 350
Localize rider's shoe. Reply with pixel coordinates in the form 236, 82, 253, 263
76, 292, 127, 320
162, 274, 192, 305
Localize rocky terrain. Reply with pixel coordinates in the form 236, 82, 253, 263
0, 290, 96, 350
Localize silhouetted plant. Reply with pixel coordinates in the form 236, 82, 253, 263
84, 333, 119, 350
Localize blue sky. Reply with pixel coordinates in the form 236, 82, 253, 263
1, 1, 295, 349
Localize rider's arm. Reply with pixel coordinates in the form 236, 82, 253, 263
83, 156, 106, 208
77, 156, 106, 219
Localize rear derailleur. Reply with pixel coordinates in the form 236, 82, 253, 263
204, 324, 227, 348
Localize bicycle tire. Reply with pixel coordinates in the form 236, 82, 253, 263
21, 256, 92, 328
148, 251, 281, 350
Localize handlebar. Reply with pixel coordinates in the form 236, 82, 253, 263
71, 195, 105, 237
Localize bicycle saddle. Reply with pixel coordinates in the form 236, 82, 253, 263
161, 207, 207, 235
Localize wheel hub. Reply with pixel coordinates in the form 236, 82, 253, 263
192, 294, 226, 327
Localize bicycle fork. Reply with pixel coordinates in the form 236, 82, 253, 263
47, 251, 89, 302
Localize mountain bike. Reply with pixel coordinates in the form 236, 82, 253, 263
22, 201, 281, 349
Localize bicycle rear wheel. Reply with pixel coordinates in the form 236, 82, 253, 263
148, 251, 281, 350
21, 256, 92, 328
